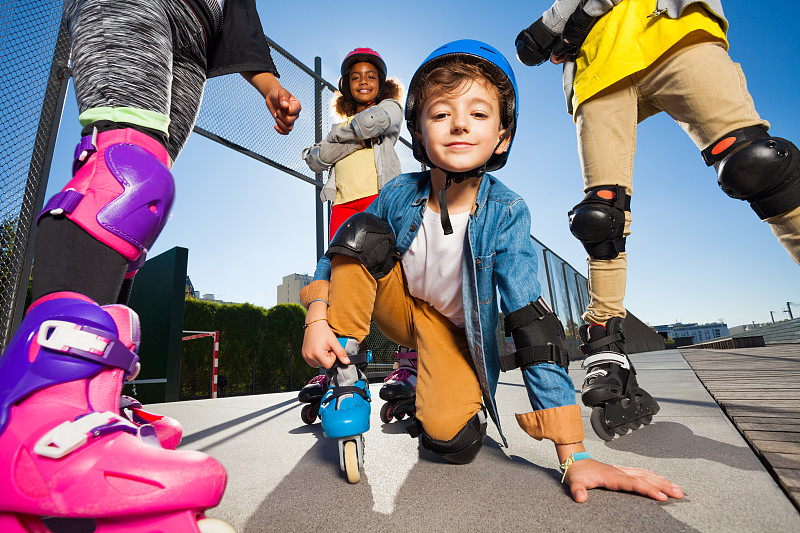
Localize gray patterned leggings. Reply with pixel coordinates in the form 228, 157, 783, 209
65, 0, 208, 161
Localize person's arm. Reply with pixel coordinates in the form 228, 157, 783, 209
550, 0, 623, 63
494, 199, 683, 502
241, 71, 301, 135
302, 125, 364, 173
328, 99, 403, 143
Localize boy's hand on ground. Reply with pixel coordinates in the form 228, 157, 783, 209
266, 86, 301, 135
301, 322, 348, 369
564, 459, 684, 503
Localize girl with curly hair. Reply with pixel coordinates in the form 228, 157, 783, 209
303, 47, 404, 240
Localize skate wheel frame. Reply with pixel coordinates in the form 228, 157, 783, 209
338, 435, 364, 483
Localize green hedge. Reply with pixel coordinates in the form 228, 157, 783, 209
181, 299, 316, 399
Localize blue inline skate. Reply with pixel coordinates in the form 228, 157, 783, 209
319, 338, 372, 483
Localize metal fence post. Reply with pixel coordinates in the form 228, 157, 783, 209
314, 57, 325, 261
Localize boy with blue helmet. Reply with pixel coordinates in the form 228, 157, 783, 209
300, 39, 683, 502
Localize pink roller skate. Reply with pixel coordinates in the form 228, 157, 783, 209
379, 347, 417, 424
297, 374, 328, 425
0, 293, 234, 532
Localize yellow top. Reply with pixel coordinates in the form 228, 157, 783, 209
572, 0, 728, 113
332, 116, 379, 205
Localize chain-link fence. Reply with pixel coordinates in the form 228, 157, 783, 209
0, 1, 70, 349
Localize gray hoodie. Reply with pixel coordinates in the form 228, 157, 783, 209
302, 98, 403, 203
539, 0, 727, 114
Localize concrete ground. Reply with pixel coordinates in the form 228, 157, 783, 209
139, 349, 800, 532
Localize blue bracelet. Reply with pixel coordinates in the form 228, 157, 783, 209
560, 451, 591, 482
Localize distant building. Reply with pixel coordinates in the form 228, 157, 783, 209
654, 322, 729, 345
185, 275, 196, 299
278, 273, 312, 305
184, 275, 236, 304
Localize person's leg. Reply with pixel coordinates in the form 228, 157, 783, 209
114, 0, 207, 303
0, 3, 228, 526
34, 0, 197, 303
571, 79, 662, 439
410, 302, 484, 463
644, 40, 799, 265
572, 79, 638, 325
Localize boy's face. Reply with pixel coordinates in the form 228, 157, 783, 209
417, 79, 509, 173
348, 61, 380, 105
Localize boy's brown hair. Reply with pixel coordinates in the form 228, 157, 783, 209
333, 77, 403, 118
412, 56, 515, 130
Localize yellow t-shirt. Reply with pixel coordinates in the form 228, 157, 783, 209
332, 117, 379, 205
572, 0, 728, 113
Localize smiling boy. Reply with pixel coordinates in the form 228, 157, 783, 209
299, 40, 683, 502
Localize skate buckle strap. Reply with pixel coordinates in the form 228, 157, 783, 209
384, 367, 415, 383
34, 411, 141, 459
37, 319, 139, 376
322, 385, 371, 404
41, 188, 85, 217
72, 130, 98, 175
581, 351, 630, 370
581, 330, 625, 356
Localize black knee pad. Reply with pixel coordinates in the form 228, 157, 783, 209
407, 408, 487, 465
325, 212, 399, 279
702, 126, 800, 219
568, 185, 630, 260
500, 298, 569, 372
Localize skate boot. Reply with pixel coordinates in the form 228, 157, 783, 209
119, 395, 183, 450
579, 317, 660, 441
0, 292, 233, 532
379, 347, 417, 424
297, 374, 327, 425
103, 304, 183, 450
319, 338, 371, 484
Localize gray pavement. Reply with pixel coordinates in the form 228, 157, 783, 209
154, 349, 800, 532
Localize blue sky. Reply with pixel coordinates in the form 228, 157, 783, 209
45, 1, 799, 328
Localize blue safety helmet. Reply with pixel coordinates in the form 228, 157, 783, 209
405, 39, 518, 172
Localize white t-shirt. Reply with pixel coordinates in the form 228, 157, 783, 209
401, 208, 470, 328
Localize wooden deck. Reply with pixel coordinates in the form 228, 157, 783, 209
680, 345, 800, 509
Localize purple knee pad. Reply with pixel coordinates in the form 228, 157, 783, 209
0, 292, 139, 435
39, 128, 175, 261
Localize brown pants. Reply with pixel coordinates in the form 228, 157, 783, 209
575, 39, 800, 324
328, 256, 483, 441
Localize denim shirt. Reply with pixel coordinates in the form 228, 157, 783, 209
314, 171, 576, 445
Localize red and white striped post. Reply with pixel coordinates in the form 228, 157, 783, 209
211, 331, 220, 399
182, 330, 220, 399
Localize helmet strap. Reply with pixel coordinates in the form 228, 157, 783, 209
432, 127, 510, 235
437, 164, 486, 235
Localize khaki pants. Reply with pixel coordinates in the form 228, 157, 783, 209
328, 256, 483, 441
575, 39, 800, 324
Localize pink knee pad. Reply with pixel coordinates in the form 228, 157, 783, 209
39, 128, 175, 261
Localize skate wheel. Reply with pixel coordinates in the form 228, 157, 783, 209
590, 406, 616, 442
641, 413, 653, 425
301, 403, 317, 425
344, 439, 361, 483
198, 517, 237, 532
380, 402, 393, 424
394, 411, 406, 421
628, 420, 643, 430
614, 423, 630, 436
